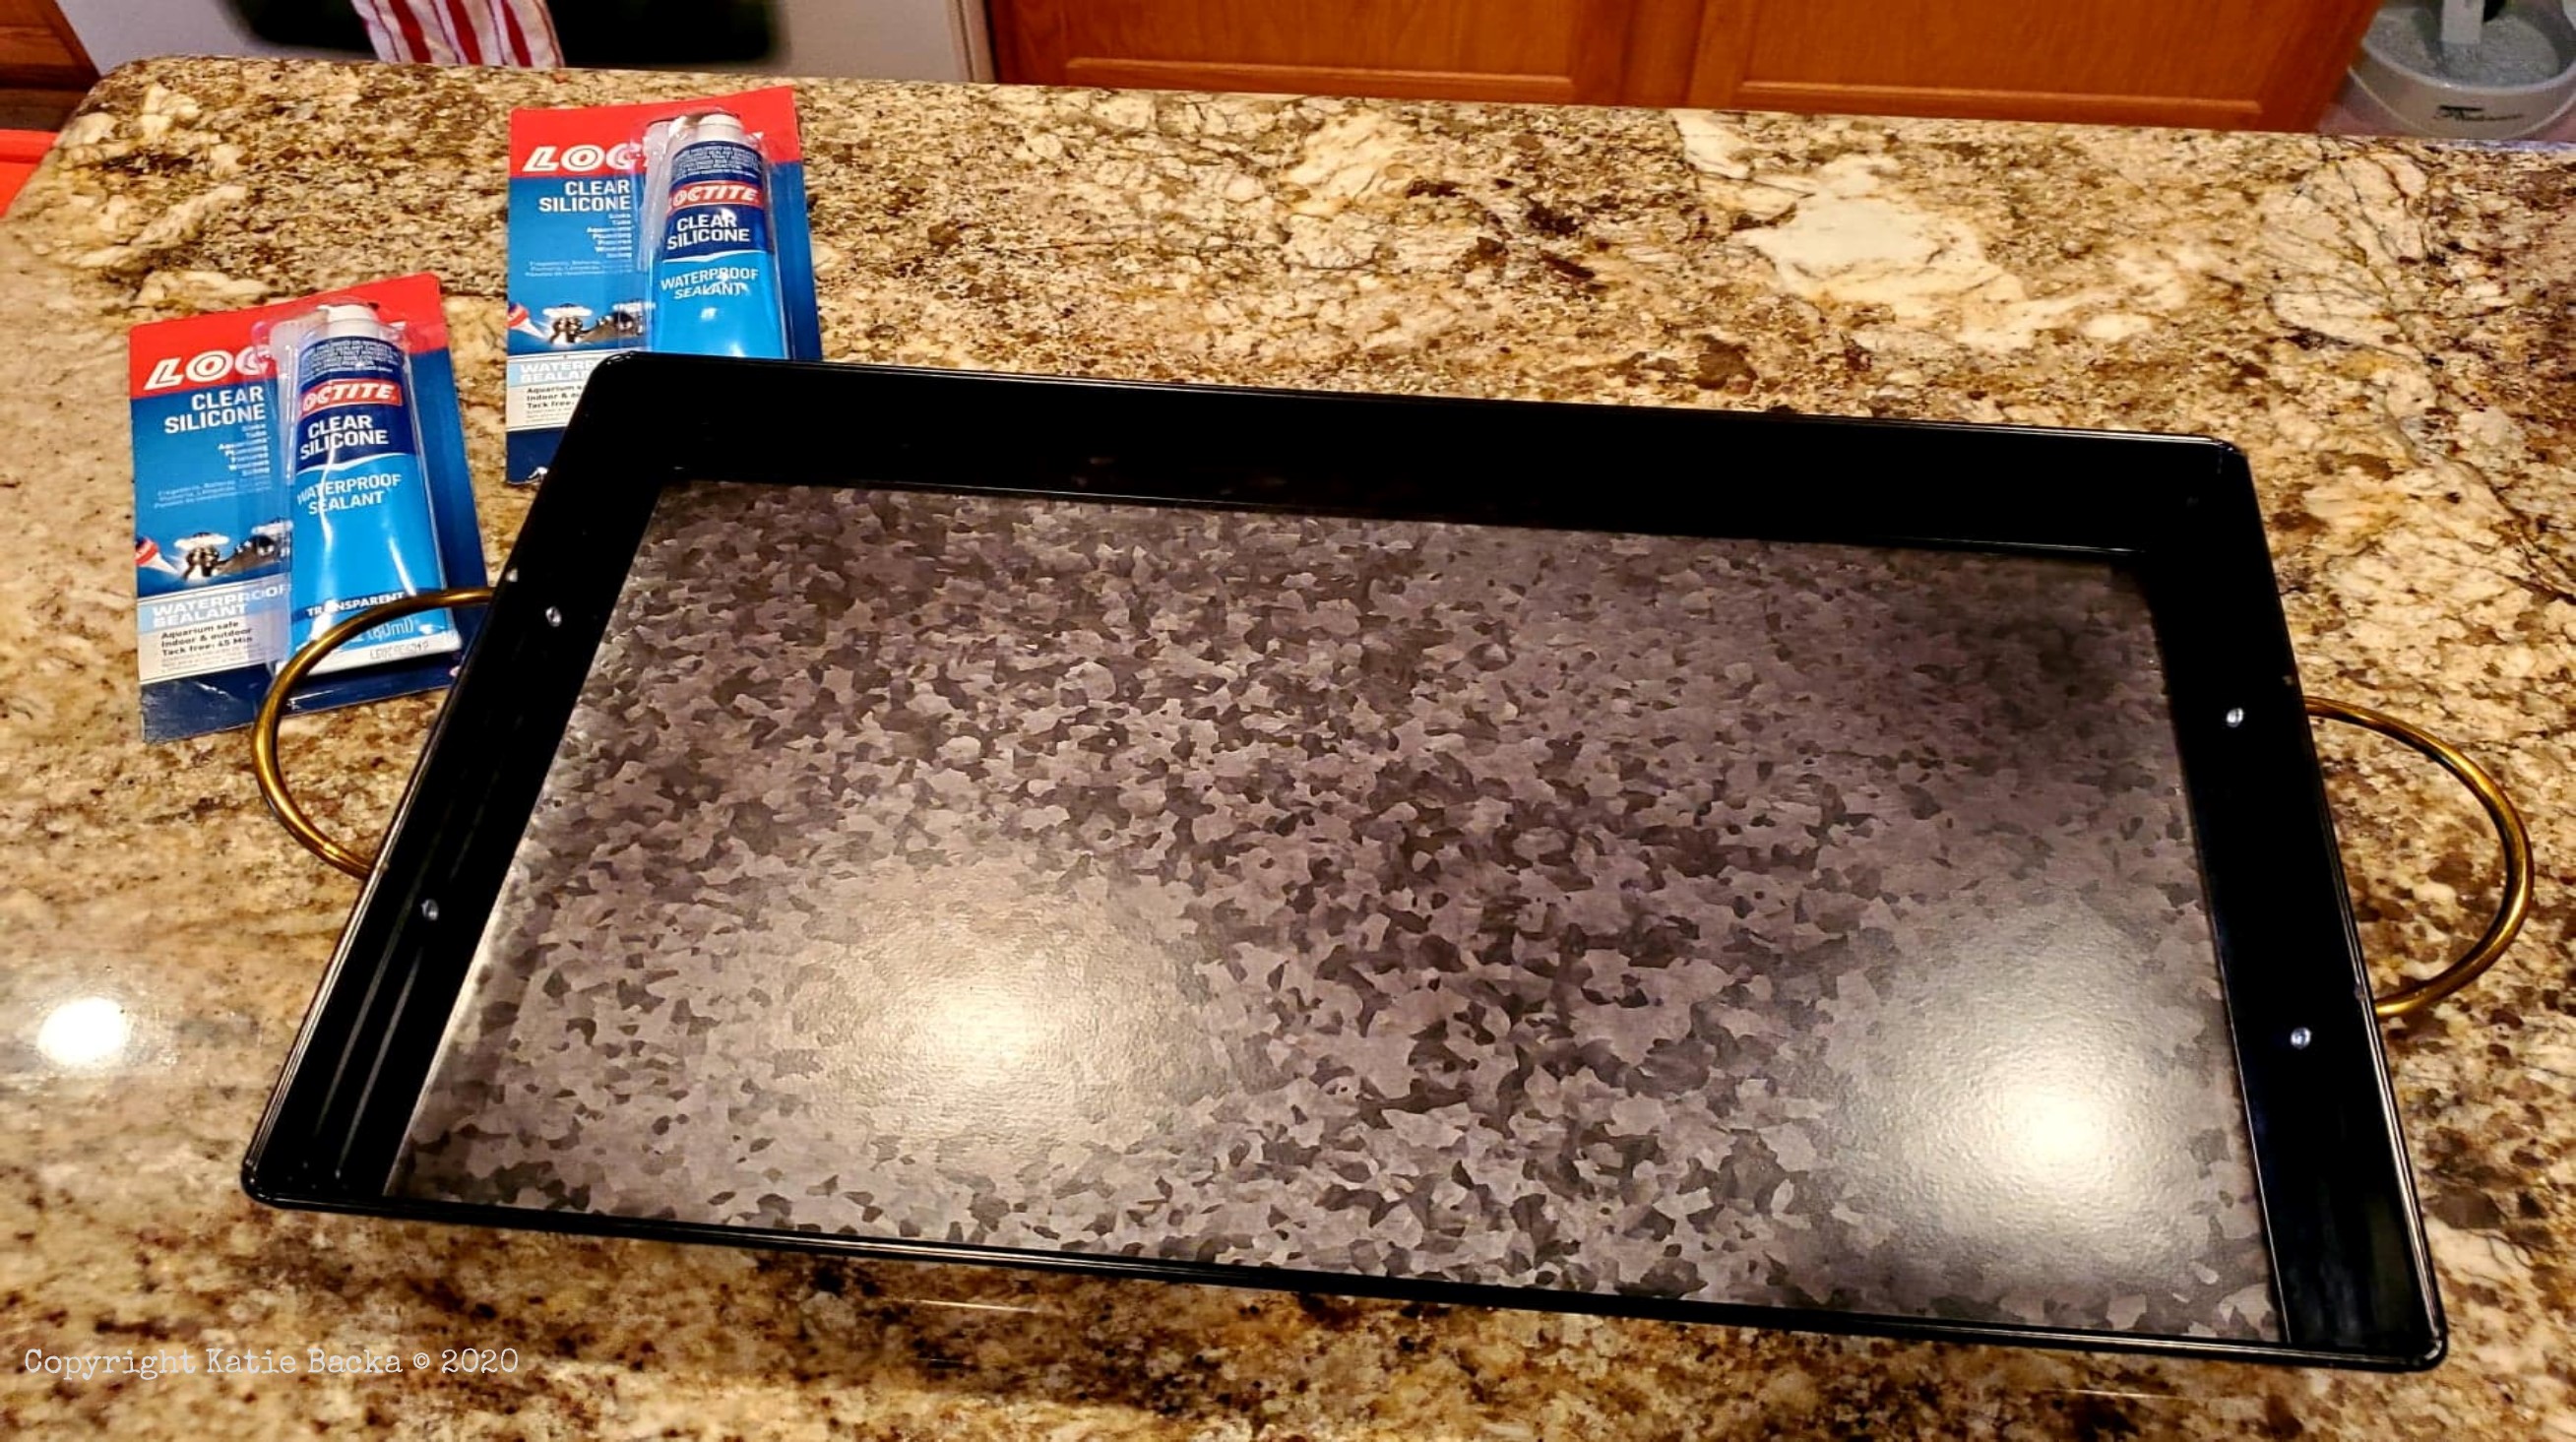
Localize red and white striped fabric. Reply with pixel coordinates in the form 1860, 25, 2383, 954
352, 0, 563, 67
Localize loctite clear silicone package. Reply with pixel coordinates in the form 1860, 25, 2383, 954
127, 274, 485, 743
503, 86, 818, 483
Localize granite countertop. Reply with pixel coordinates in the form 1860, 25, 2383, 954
0, 57, 2569, 1440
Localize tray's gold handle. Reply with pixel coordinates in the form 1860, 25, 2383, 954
250, 586, 496, 879
2306, 696, 2535, 1021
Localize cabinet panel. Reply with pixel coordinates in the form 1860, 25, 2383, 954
1689, 0, 2380, 129
1059, 58, 1580, 104
998, 0, 1708, 106
0, 0, 91, 88
993, 0, 2379, 129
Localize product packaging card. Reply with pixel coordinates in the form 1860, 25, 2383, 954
504, 85, 819, 482
128, 273, 486, 742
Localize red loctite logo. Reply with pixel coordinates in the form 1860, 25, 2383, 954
301, 379, 403, 414
522, 142, 643, 174
141, 345, 272, 392
671, 181, 762, 208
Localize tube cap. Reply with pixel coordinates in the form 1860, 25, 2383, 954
689, 111, 750, 147
314, 303, 394, 344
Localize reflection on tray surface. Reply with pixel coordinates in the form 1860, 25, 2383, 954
399, 483, 2274, 1341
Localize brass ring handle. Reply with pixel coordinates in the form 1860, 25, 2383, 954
2306, 695, 2535, 1021
250, 586, 496, 879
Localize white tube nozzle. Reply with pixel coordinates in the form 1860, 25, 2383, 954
689, 111, 750, 147
315, 302, 393, 343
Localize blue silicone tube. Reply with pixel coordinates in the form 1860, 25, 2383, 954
648, 112, 789, 357
284, 304, 458, 673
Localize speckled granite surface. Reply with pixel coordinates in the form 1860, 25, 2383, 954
0, 56, 2569, 1440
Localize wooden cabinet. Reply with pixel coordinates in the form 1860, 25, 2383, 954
992, 0, 2382, 130
0, 0, 94, 130
0, 0, 89, 85
1689, 0, 2379, 129
993, 0, 1709, 106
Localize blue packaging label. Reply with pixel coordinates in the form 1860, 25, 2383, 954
130, 371, 294, 689
660, 139, 772, 261
651, 137, 787, 358
501, 159, 642, 481
294, 338, 412, 467
288, 333, 457, 670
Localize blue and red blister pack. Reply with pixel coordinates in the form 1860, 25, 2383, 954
505, 85, 819, 483
128, 273, 486, 742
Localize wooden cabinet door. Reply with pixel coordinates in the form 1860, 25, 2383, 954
0, 0, 92, 88
1686, 0, 2380, 129
994, 0, 1709, 106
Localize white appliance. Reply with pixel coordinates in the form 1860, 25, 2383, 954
54, 0, 992, 83
771, 0, 989, 82
2345, 0, 2576, 138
